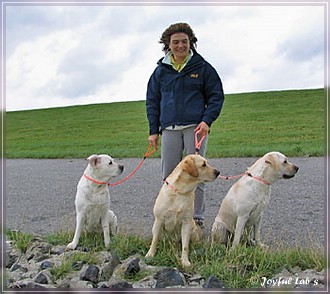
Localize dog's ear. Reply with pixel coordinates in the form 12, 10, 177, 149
265, 154, 276, 166
183, 157, 199, 178
87, 154, 101, 167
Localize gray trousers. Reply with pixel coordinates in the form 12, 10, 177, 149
161, 127, 208, 220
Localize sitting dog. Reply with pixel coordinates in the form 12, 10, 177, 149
67, 154, 124, 250
211, 151, 299, 249
145, 154, 220, 268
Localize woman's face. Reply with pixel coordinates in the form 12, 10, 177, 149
169, 32, 190, 62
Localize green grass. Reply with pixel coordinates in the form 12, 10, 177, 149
5, 88, 325, 158
6, 229, 34, 253
51, 250, 100, 280
7, 229, 324, 288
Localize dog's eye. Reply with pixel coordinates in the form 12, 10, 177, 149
283, 160, 287, 164
202, 162, 206, 167
109, 161, 113, 165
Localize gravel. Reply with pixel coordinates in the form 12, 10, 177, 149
5, 156, 325, 248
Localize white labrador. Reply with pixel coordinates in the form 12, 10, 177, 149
145, 154, 220, 268
211, 152, 299, 249
67, 154, 124, 250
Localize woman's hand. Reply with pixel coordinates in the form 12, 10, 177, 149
148, 134, 159, 150
194, 121, 209, 137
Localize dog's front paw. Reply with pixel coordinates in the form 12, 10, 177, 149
181, 259, 191, 268
250, 240, 269, 249
257, 242, 269, 250
145, 249, 155, 258
67, 242, 77, 250
109, 210, 118, 235
104, 237, 110, 248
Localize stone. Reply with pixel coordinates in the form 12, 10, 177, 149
109, 281, 133, 288
98, 251, 121, 281
100, 261, 118, 281
203, 275, 226, 288
50, 245, 66, 255
6, 241, 17, 268
98, 282, 110, 288
40, 260, 54, 269
71, 260, 85, 271
124, 257, 140, 277
34, 271, 51, 284
80, 265, 100, 284
133, 276, 157, 288
10, 262, 24, 272
70, 280, 94, 288
155, 268, 185, 288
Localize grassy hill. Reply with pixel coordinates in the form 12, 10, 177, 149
5, 88, 325, 159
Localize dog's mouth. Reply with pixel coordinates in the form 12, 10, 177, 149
283, 174, 295, 179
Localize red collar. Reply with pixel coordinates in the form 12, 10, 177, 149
245, 172, 270, 186
83, 173, 108, 185
163, 179, 179, 193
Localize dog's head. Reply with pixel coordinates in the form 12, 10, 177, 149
87, 154, 124, 179
262, 152, 299, 181
181, 154, 220, 182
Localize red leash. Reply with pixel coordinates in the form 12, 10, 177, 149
109, 144, 156, 187
218, 173, 245, 180
194, 132, 269, 185
219, 171, 270, 185
195, 132, 206, 155
83, 145, 157, 187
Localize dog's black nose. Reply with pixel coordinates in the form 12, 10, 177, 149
294, 165, 299, 172
119, 165, 124, 172
214, 169, 220, 177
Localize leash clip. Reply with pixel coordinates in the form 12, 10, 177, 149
145, 144, 157, 158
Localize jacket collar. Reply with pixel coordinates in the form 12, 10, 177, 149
157, 50, 203, 70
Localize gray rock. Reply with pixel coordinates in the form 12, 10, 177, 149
6, 241, 17, 268
71, 260, 85, 271
155, 268, 185, 288
34, 271, 51, 284
40, 260, 54, 269
80, 264, 100, 284
98, 251, 121, 281
124, 257, 140, 277
10, 261, 27, 272
98, 282, 110, 288
109, 281, 133, 288
70, 279, 94, 288
203, 275, 226, 288
9, 279, 54, 289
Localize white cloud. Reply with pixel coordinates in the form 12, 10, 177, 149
4, 4, 325, 111
6, 30, 79, 109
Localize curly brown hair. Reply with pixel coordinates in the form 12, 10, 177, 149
159, 22, 198, 53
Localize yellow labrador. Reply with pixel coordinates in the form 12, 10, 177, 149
145, 154, 220, 268
211, 152, 299, 249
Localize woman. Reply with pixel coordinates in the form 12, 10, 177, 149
146, 22, 224, 227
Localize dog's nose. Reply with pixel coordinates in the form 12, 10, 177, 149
214, 169, 220, 177
294, 165, 299, 172
119, 165, 124, 172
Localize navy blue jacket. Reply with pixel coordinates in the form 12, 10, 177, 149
146, 51, 224, 135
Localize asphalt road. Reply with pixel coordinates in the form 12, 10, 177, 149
5, 156, 326, 248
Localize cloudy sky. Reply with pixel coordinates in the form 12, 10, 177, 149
4, 2, 325, 111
